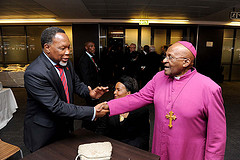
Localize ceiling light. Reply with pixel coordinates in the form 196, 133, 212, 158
227, 22, 240, 26
110, 32, 124, 34
0, 18, 58, 23
112, 37, 124, 39
130, 19, 189, 24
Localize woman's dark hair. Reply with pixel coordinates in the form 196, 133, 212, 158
118, 75, 139, 93
41, 27, 65, 49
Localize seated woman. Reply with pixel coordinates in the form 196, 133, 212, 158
105, 75, 150, 151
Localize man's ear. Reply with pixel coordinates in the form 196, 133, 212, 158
183, 58, 191, 68
44, 43, 50, 54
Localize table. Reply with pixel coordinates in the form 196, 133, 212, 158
0, 71, 24, 87
0, 88, 18, 129
22, 129, 160, 160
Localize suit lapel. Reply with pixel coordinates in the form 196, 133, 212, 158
86, 53, 99, 72
39, 53, 67, 102
49, 67, 67, 101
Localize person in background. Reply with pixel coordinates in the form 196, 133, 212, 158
138, 45, 150, 88
24, 27, 109, 152
144, 45, 161, 83
125, 43, 141, 79
104, 75, 150, 151
77, 41, 103, 132
77, 41, 101, 91
100, 41, 226, 160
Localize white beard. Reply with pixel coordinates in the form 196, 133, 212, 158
59, 61, 67, 67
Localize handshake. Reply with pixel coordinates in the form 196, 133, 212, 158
94, 102, 110, 119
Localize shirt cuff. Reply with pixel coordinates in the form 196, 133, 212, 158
91, 107, 96, 121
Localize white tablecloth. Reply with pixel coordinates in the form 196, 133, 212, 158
0, 88, 18, 129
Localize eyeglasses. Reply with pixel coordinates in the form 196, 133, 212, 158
163, 55, 189, 61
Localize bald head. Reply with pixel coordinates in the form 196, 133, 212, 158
163, 42, 195, 77
170, 42, 194, 67
177, 42, 195, 67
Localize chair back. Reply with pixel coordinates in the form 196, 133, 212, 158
0, 139, 23, 160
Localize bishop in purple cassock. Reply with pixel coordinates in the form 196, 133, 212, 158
104, 41, 226, 160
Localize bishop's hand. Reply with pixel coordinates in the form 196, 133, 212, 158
94, 102, 109, 120
100, 102, 109, 110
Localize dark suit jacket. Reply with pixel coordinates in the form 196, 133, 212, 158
24, 53, 94, 152
125, 51, 141, 79
105, 107, 150, 151
77, 52, 101, 89
145, 51, 161, 82
77, 52, 102, 130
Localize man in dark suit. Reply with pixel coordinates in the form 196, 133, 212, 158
77, 41, 101, 89
77, 41, 103, 132
24, 27, 109, 152
125, 43, 141, 80
144, 45, 162, 82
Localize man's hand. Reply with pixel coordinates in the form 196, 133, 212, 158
95, 102, 108, 111
89, 86, 109, 99
94, 102, 109, 120
100, 102, 109, 110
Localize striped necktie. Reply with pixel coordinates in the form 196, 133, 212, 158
55, 65, 70, 103
91, 57, 98, 72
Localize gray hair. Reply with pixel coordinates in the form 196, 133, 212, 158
41, 27, 65, 49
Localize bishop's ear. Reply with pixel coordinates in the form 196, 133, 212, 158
183, 58, 191, 67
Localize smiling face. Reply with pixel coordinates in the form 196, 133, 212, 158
163, 43, 193, 77
85, 42, 95, 55
114, 82, 131, 99
44, 32, 70, 64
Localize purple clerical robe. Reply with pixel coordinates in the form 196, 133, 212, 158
108, 69, 226, 160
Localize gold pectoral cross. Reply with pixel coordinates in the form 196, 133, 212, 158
165, 111, 177, 128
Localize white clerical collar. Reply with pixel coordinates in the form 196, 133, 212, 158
43, 52, 57, 66
174, 76, 181, 80
174, 68, 194, 80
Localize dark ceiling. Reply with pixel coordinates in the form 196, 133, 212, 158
1, 0, 240, 24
